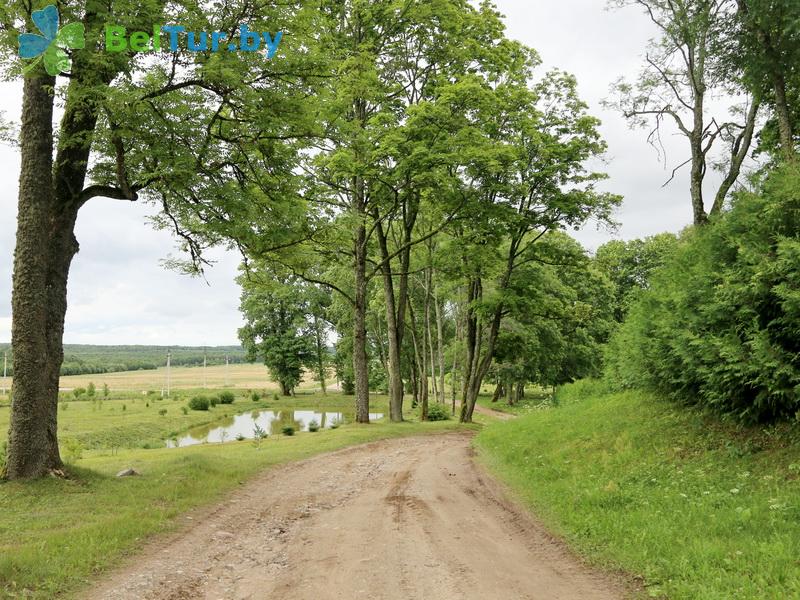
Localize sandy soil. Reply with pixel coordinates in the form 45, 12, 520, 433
84, 433, 624, 600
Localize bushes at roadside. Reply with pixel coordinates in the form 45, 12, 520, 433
424, 403, 450, 421
605, 165, 800, 422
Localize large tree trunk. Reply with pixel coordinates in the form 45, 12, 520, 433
374, 219, 404, 422
353, 220, 371, 424
407, 299, 427, 420
6, 74, 60, 479
460, 279, 504, 423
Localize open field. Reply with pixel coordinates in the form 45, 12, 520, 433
0, 363, 296, 393
57, 363, 279, 391
476, 380, 800, 599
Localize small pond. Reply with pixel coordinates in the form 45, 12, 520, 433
165, 409, 384, 448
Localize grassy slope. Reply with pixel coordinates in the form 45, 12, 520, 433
475, 380, 800, 599
1, 414, 472, 599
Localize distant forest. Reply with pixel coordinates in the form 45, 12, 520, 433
0, 345, 250, 377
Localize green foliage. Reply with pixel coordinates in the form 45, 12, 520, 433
181, 406, 188, 416
158, 409, 167, 417
61, 438, 84, 463
188, 396, 210, 412
217, 391, 235, 405
494, 232, 616, 390
307, 419, 320, 432
72, 387, 86, 399
86, 382, 96, 398
424, 403, 450, 422
605, 166, 800, 422
239, 274, 319, 396
281, 425, 295, 436
595, 233, 679, 321
250, 391, 260, 402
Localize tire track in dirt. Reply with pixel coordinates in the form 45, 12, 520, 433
84, 432, 625, 600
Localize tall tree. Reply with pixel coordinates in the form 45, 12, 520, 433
452, 67, 619, 422
238, 274, 317, 396
609, 0, 759, 223
2, 0, 318, 478
735, 0, 800, 160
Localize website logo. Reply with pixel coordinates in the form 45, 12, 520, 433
105, 25, 283, 58
17, 5, 282, 78
18, 5, 85, 75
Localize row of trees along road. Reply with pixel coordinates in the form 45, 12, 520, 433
3, 0, 787, 479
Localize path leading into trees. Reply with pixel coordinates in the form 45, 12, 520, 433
86, 433, 624, 600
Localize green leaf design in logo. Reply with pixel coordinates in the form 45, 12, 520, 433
18, 5, 85, 76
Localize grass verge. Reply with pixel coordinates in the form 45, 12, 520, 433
475, 380, 800, 599
1, 416, 471, 599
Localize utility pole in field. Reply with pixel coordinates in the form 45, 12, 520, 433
166, 351, 171, 398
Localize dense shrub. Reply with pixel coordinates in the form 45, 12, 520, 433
605, 166, 800, 422
281, 425, 295, 436
425, 403, 450, 421
307, 419, 320, 432
217, 391, 235, 405
188, 396, 210, 411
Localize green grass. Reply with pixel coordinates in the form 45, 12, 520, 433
0, 411, 472, 599
0, 391, 389, 451
475, 380, 800, 599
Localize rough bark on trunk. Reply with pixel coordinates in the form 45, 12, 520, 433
6, 74, 60, 479
7, 10, 121, 478
407, 299, 427, 420
374, 219, 404, 422
353, 219, 371, 424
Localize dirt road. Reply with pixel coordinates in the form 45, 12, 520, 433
85, 433, 624, 600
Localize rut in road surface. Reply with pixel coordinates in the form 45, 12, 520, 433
86, 432, 624, 600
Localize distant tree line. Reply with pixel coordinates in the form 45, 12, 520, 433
0, 345, 250, 378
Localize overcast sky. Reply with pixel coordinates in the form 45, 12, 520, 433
0, 1, 706, 346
